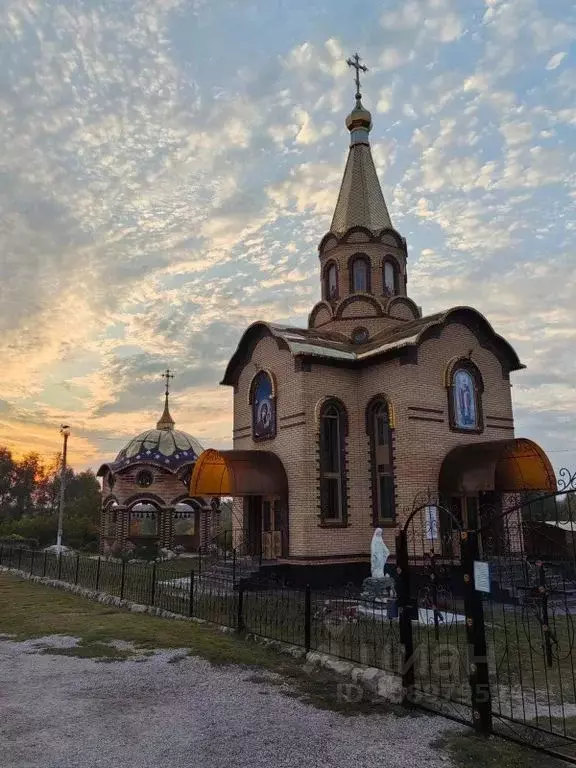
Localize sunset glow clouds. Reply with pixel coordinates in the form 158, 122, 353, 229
0, 0, 575, 472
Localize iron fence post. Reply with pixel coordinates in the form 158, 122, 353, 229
395, 527, 415, 699
199, 546, 202, 575
57, 552, 62, 581
30, 549, 35, 576
429, 552, 440, 642
232, 548, 237, 586
17, 548, 22, 570
150, 562, 156, 606
120, 559, 126, 599
43, 551, 47, 578
189, 569, 194, 618
0, 545, 3, 565
224, 530, 228, 563
538, 561, 554, 669
237, 583, 245, 633
304, 584, 311, 652
95, 556, 101, 591
75, 553, 80, 585
461, 530, 492, 735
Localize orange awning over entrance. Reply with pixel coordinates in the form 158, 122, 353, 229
439, 437, 556, 494
190, 449, 288, 497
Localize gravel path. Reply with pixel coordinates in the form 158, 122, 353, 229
0, 637, 457, 768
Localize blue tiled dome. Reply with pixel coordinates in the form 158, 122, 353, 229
111, 428, 204, 473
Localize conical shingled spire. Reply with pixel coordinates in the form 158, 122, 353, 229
330, 56, 392, 236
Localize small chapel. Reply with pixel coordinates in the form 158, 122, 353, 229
97, 371, 220, 555
188, 56, 555, 584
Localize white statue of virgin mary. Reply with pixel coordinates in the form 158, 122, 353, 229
370, 527, 390, 579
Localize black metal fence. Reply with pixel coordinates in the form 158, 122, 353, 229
396, 480, 576, 764
4, 479, 576, 762
0, 545, 402, 675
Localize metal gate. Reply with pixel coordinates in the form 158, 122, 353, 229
396, 470, 576, 762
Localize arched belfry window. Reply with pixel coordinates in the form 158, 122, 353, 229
128, 503, 159, 537
447, 360, 484, 433
250, 371, 276, 441
319, 399, 348, 524
366, 399, 396, 524
324, 262, 339, 300
383, 259, 399, 296
349, 255, 371, 292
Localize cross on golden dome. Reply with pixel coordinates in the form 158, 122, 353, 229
346, 52, 368, 103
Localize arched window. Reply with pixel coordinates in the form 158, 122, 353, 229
367, 400, 395, 524
383, 259, 399, 296
448, 360, 483, 432
349, 255, 371, 292
128, 503, 158, 537
319, 400, 348, 524
251, 371, 276, 441
173, 501, 201, 537
324, 262, 338, 300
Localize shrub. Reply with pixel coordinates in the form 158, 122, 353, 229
133, 541, 160, 562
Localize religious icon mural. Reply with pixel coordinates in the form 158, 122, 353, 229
252, 371, 276, 441
452, 368, 478, 430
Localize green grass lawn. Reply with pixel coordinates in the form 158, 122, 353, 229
0, 573, 400, 717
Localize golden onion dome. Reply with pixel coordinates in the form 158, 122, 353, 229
345, 99, 372, 133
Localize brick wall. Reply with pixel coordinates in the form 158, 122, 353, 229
231, 319, 516, 563
99, 463, 216, 552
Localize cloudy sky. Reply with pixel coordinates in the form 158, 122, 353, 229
0, 0, 575, 477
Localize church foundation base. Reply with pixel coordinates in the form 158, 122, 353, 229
265, 559, 371, 589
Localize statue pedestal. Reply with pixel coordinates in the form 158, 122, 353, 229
359, 574, 397, 620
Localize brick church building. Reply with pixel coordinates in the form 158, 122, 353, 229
186, 60, 556, 582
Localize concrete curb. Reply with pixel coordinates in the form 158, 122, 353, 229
0, 565, 403, 703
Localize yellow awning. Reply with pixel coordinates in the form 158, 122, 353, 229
190, 449, 288, 497
439, 438, 556, 494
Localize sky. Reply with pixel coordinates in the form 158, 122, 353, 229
0, 0, 575, 478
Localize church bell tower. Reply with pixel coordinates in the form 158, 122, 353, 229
308, 54, 421, 338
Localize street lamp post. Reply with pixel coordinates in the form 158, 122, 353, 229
56, 425, 71, 552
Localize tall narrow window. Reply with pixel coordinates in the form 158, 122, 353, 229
383, 260, 398, 296
326, 263, 338, 300
352, 259, 368, 291
349, 255, 371, 292
319, 400, 348, 523
367, 400, 395, 524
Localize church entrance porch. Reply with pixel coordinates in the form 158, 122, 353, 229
437, 437, 556, 559
189, 449, 289, 561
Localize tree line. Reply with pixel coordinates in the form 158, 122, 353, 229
0, 446, 100, 550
